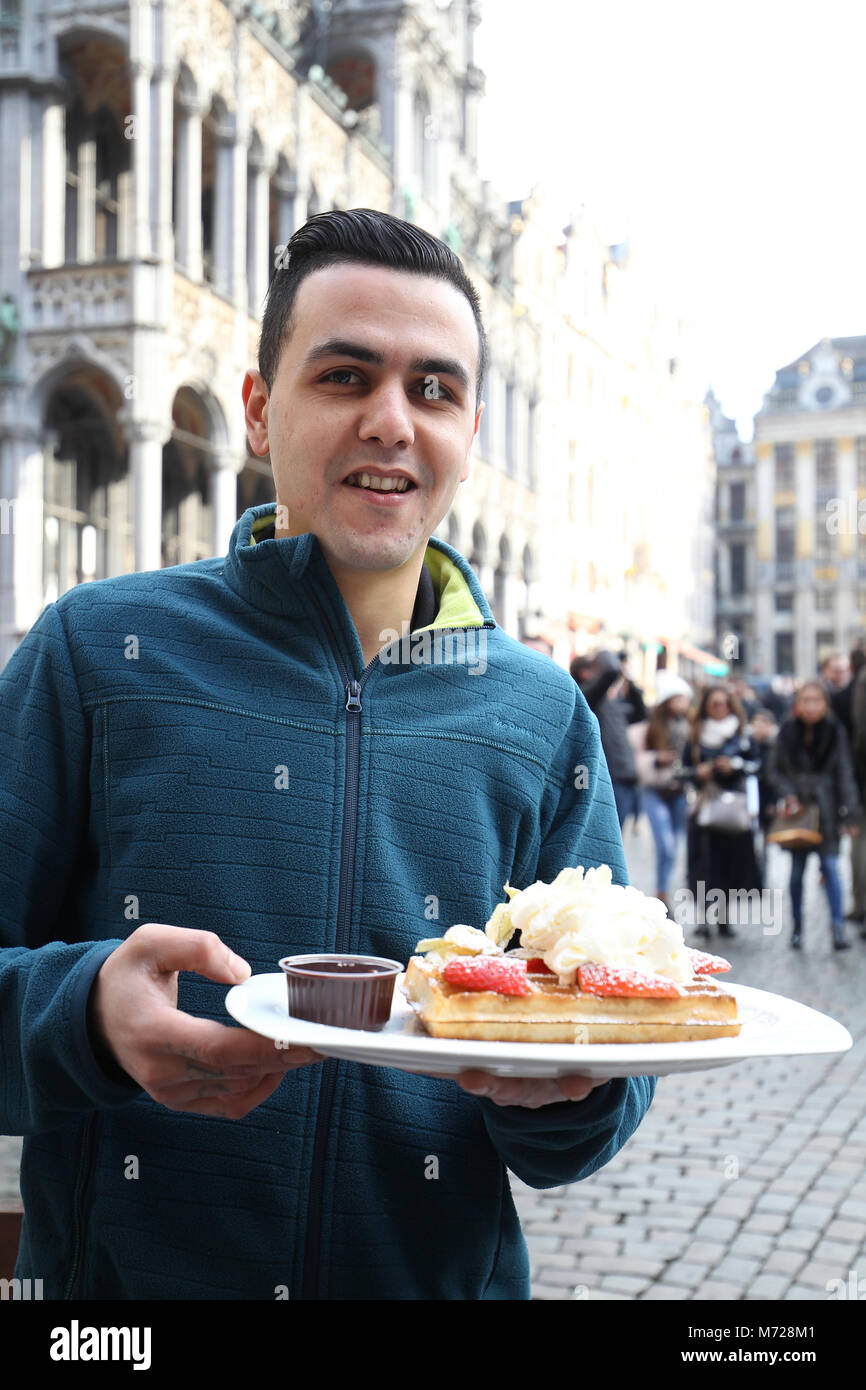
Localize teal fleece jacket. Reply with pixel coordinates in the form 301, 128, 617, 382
0, 502, 654, 1300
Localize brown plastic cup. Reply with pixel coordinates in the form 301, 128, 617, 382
279, 954, 403, 1030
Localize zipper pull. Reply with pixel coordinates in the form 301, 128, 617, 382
345, 680, 362, 713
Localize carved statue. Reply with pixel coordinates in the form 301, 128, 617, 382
0, 294, 20, 375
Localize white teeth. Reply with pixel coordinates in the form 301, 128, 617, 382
348, 474, 411, 492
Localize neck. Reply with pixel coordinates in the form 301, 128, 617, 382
272, 513, 426, 665
327, 554, 425, 666
272, 511, 428, 667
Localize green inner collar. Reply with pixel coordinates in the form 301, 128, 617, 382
247, 509, 484, 630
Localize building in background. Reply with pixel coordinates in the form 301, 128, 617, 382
752, 336, 866, 679
708, 389, 757, 675
0, 0, 716, 685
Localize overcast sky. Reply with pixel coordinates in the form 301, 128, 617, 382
474, 0, 866, 438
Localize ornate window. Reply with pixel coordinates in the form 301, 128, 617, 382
773, 443, 794, 491
162, 391, 215, 566
64, 101, 127, 262
43, 382, 130, 600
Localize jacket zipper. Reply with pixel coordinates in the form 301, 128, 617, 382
64, 1113, 97, 1299
298, 609, 494, 1299
299, 602, 378, 1300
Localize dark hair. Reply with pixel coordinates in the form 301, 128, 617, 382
257, 207, 488, 410
569, 655, 597, 684
689, 683, 746, 760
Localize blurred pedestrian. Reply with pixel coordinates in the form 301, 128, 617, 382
633, 672, 692, 910
618, 653, 647, 725
570, 651, 642, 830
768, 681, 861, 950
748, 707, 780, 828
748, 706, 780, 885
731, 677, 760, 720
683, 685, 762, 940
828, 637, 866, 742
850, 647, 866, 935
821, 651, 851, 734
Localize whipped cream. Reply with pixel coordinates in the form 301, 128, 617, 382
489, 865, 695, 986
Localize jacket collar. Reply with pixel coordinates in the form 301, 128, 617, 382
221, 503, 495, 665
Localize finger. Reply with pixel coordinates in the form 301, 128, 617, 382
155, 1012, 321, 1071
157, 1052, 322, 1092
157, 1070, 290, 1119
130, 924, 251, 986
453, 1071, 561, 1109
557, 1073, 611, 1101
158, 1070, 291, 1098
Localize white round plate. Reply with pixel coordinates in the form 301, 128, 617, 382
224, 975, 852, 1079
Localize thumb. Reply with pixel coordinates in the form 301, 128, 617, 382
133, 924, 251, 985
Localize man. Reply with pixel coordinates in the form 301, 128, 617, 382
570, 651, 642, 830
823, 646, 859, 743
1, 209, 654, 1300
847, 642, 866, 932
821, 650, 852, 731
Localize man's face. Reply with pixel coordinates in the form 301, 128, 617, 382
243, 264, 483, 575
823, 655, 850, 689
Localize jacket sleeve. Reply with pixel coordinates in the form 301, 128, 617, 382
0, 602, 141, 1137
478, 686, 656, 1188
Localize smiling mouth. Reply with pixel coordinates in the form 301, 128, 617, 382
344, 473, 416, 493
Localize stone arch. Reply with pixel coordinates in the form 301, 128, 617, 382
169, 376, 230, 451
41, 363, 130, 596
162, 384, 224, 567
57, 33, 132, 260
30, 338, 128, 440
201, 94, 236, 287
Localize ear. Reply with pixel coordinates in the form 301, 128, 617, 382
242, 369, 271, 458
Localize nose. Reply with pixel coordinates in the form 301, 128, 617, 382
357, 378, 415, 450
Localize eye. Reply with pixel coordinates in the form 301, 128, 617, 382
321, 368, 362, 385
417, 377, 455, 402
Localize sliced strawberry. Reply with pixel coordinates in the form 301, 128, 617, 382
442, 955, 531, 997
523, 957, 555, 974
577, 963, 681, 998
688, 948, 732, 975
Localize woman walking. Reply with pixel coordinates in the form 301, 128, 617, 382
633, 673, 693, 911
683, 685, 762, 939
768, 681, 861, 950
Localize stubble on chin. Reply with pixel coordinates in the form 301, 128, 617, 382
323, 528, 423, 573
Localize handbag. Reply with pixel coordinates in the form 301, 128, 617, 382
695, 785, 753, 834
766, 802, 822, 850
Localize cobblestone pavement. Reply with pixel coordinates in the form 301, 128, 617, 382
1, 819, 864, 1303
511, 817, 866, 1301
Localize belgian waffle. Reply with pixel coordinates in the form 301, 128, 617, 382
401, 957, 741, 1043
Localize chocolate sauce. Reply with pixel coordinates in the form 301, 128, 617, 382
279, 954, 403, 1029
288, 960, 395, 976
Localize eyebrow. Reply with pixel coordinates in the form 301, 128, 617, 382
302, 337, 472, 395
